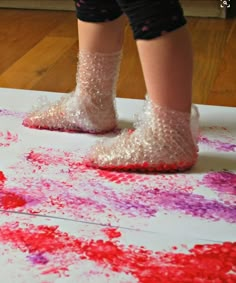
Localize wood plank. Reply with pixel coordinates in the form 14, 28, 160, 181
0, 0, 225, 18
48, 14, 77, 38
207, 21, 236, 106
191, 18, 233, 104
0, 0, 75, 11
34, 26, 145, 98
0, 9, 235, 107
0, 36, 77, 89
33, 42, 78, 92
0, 9, 75, 73
117, 26, 145, 100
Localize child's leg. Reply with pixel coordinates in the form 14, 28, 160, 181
137, 26, 193, 112
86, 0, 199, 172
78, 17, 125, 53
23, 0, 126, 133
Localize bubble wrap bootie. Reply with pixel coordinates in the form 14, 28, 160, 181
23, 50, 122, 134
84, 97, 199, 172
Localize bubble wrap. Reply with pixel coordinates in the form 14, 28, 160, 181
23, 50, 122, 133
84, 97, 199, 172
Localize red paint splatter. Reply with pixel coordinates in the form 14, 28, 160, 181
0, 191, 27, 209
25, 148, 86, 172
0, 131, 18, 147
0, 224, 235, 282
97, 170, 148, 184
0, 171, 6, 182
24, 148, 195, 191
26, 150, 79, 167
0, 172, 27, 209
0, 171, 6, 189
27, 148, 146, 184
101, 228, 121, 240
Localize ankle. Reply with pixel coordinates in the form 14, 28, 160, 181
75, 50, 122, 99
148, 94, 192, 113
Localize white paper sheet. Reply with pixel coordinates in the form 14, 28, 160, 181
0, 88, 235, 282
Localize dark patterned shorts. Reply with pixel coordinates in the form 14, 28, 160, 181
74, 0, 186, 40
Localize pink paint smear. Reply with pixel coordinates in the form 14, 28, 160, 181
0, 131, 18, 147
199, 136, 236, 152
1, 146, 235, 224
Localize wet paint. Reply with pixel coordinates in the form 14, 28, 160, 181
0, 191, 27, 209
0, 171, 6, 183
0, 223, 235, 283
101, 228, 122, 240
1, 148, 234, 224
0, 131, 18, 147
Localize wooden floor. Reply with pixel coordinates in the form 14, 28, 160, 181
0, 9, 235, 107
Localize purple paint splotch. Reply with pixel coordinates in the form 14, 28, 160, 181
131, 188, 236, 223
199, 136, 236, 152
3, 143, 236, 227
202, 171, 236, 195
0, 108, 25, 119
27, 253, 49, 265
201, 171, 236, 205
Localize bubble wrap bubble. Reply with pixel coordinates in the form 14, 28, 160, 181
85, 97, 199, 172
23, 50, 122, 133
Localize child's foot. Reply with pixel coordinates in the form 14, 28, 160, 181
23, 92, 117, 133
23, 50, 122, 134
84, 97, 199, 172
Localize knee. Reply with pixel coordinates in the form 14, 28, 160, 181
117, 0, 187, 40
74, 0, 123, 23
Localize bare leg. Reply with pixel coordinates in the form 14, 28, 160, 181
23, 16, 126, 133
137, 26, 193, 112
78, 16, 126, 53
